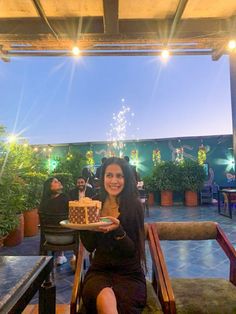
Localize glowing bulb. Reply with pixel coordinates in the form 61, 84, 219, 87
228, 40, 236, 50
161, 49, 170, 60
48, 148, 52, 152
72, 46, 80, 55
7, 134, 17, 143
43, 148, 47, 152
33, 147, 38, 152
23, 143, 28, 148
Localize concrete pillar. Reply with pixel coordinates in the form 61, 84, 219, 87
229, 53, 236, 179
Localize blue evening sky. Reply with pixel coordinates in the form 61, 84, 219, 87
0, 55, 232, 144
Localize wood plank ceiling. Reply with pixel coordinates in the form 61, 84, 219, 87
0, 0, 236, 60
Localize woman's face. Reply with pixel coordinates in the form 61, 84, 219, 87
50, 178, 62, 194
104, 163, 125, 197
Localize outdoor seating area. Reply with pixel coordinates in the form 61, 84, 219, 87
1, 205, 236, 313
1, 0, 236, 313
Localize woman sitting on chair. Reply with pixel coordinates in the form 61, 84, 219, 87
80, 157, 147, 314
39, 177, 69, 265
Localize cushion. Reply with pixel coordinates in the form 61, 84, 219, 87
143, 280, 163, 313
154, 222, 217, 240
171, 278, 236, 314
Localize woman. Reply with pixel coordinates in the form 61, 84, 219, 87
80, 157, 146, 314
39, 177, 69, 265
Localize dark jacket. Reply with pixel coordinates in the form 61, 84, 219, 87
39, 193, 69, 225
69, 186, 95, 201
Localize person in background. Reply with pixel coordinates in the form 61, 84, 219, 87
124, 155, 140, 183
82, 166, 96, 188
39, 177, 69, 265
95, 157, 107, 179
80, 157, 146, 314
69, 176, 95, 200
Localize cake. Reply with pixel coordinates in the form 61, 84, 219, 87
69, 197, 102, 224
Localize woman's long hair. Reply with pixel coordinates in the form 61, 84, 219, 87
99, 157, 146, 269
39, 177, 55, 213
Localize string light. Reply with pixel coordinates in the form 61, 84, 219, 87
33, 147, 38, 152
7, 134, 17, 143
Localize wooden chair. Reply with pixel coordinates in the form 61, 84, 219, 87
70, 223, 163, 313
138, 189, 150, 217
149, 221, 236, 314
39, 213, 79, 262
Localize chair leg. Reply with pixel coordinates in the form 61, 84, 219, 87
146, 201, 150, 217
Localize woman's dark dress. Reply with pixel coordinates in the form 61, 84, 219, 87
80, 201, 146, 314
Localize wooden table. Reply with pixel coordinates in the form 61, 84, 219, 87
218, 188, 236, 218
0, 256, 55, 314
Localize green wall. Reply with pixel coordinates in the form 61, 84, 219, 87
45, 134, 235, 187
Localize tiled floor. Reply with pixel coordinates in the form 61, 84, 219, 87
1, 204, 236, 305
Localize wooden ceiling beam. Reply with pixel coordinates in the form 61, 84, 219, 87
8, 43, 208, 51
7, 50, 213, 57
103, 0, 119, 34
168, 0, 189, 41
31, 0, 59, 40
0, 17, 229, 37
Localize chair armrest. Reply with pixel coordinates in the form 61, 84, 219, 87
70, 241, 87, 314
148, 224, 176, 314
149, 223, 177, 314
216, 224, 236, 285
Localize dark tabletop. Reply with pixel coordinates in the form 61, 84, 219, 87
0, 256, 51, 312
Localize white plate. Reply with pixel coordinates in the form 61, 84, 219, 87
60, 217, 113, 230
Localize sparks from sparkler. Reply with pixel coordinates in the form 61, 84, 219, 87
107, 99, 136, 155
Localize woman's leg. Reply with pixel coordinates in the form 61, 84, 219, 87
96, 287, 118, 314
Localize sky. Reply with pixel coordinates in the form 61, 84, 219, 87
0, 54, 232, 144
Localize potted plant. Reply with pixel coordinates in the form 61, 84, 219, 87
0, 175, 26, 246
22, 172, 47, 237
143, 175, 156, 206
181, 160, 206, 206
0, 213, 19, 247
53, 152, 86, 182
153, 161, 180, 206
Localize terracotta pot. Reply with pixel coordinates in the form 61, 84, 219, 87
24, 208, 39, 237
0, 235, 8, 248
161, 190, 173, 206
185, 190, 198, 207
148, 192, 155, 206
4, 214, 24, 247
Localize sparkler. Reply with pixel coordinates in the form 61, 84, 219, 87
107, 99, 136, 157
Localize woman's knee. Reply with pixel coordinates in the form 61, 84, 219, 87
96, 288, 117, 312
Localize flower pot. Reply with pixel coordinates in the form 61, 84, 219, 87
24, 208, 39, 237
161, 190, 173, 206
185, 190, 198, 207
4, 214, 24, 247
0, 235, 8, 248
148, 192, 155, 206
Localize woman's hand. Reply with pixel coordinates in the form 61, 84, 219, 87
97, 216, 120, 233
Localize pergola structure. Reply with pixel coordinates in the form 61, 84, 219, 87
0, 0, 236, 174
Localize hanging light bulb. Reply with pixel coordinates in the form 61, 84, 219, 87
228, 40, 236, 51
161, 49, 170, 60
72, 46, 80, 56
